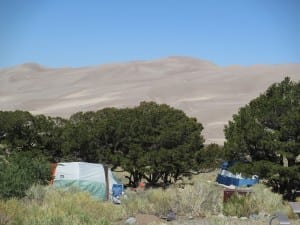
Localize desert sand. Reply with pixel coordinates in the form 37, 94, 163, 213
0, 56, 299, 144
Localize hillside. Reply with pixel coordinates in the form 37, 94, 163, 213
0, 56, 299, 144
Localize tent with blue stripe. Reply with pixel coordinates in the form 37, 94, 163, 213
52, 162, 123, 200
216, 161, 259, 187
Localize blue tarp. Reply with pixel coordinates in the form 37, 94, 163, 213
216, 173, 259, 187
112, 184, 123, 197
216, 161, 259, 187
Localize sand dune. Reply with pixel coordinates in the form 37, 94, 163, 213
0, 56, 299, 144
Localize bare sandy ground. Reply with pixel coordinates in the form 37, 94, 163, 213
0, 56, 299, 144
122, 214, 300, 225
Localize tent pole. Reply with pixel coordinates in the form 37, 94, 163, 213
104, 165, 109, 201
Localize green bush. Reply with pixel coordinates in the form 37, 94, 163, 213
0, 151, 51, 199
223, 184, 288, 217
223, 193, 257, 217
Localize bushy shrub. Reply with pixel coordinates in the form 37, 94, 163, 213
0, 151, 51, 199
122, 178, 223, 217
0, 185, 124, 225
223, 193, 257, 217
223, 184, 289, 217
251, 184, 287, 215
0, 173, 293, 224
25, 184, 50, 203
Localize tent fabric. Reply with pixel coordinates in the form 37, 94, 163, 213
216, 169, 259, 187
53, 162, 121, 200
216, 161, 259, 187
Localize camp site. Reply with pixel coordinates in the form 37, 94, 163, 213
0, 1, 300, 223
1, 77, 300, 225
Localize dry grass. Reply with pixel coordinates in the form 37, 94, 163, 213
251, 184, 288, 215
0, 185, 125, 225
223, 183, 291, 218
0, 171, 296, 225
122, 173, 223, 218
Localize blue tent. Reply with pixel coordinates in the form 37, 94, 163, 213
216, 161, 259, 187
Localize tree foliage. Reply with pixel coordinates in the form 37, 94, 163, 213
224, 77, 300, 199
0, 111, 67, 159
62, 102, 205, 186
195, 143, 225, 171
128, 102, 204, 185
0, 101, 205, 195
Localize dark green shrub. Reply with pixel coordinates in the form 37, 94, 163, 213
0, 151, 51, 199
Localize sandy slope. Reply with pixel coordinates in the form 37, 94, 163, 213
0, 56, 299, 144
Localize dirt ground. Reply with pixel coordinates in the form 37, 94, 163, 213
124, 214, 300, 225
170, 216, 300, 225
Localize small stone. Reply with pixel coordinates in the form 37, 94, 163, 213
112, 196, 121, 204
125, 217, 136, 225
188, 215, 194, 220
240, 217, 248, 220
166, 209, 176, 221
258, 212, 267, 218
249, 214, 258, 220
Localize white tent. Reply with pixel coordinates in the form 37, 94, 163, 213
52, 162, 121, 200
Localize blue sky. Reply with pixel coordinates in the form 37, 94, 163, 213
0, 0, 299, 68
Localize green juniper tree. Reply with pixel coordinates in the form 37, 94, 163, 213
224, 77, 300, 200
65, 102, 205, 187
